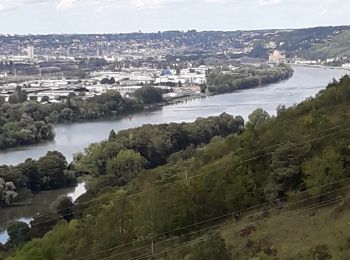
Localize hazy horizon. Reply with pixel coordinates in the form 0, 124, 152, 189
0, 0, 349, 34
0, 24, 349, 36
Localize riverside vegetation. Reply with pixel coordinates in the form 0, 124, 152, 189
207, 64, 293, 94
0, 86, 164, 150
0, 113, 243, 208
0, 151, 76, 207
2, 75, 350, 259
0, 64, 292, 151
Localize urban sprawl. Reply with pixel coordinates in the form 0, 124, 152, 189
1, 27, 350, 103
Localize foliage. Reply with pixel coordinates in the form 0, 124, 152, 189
134, 86, 163, 104
100, 77, 117, 85
75, 113, 244, 179
207, 64, 293, 94
190, 234, 231, 260
302, 30, 350, 60
8, 76, 350, 260
8, 86, 28, 104
0, 152, 76, 207
0, 91, 143, 150
7, 222, 31, 248
106, 149, 147, 183
50, 195, 74, 221
0, 177, 17, 206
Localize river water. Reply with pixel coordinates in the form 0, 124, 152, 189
0, 66, 348, 166
0, 183, 86, 244
0, 65, 348, 244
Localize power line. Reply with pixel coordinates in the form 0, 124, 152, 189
41, 125, 350, 224
74, 179, 350, 259
125, 195, 348, 260
73, 183, 350, 260
4, 123, 350, 244
5, 119, 347, 229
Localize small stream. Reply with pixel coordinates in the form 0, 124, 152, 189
0, 182, 86, 245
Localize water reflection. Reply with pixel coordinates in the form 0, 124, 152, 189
0, 65, 348, 244
0, 66, 348, 166
0, 183, 86, 244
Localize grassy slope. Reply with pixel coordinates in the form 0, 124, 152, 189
221, 200, 350, 259
302, 30, 350, 59
5, 77, 350, 259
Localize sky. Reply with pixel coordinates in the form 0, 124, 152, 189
0, 0, 349, 34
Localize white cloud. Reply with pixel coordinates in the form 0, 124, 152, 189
130, 0, 165, 8
0, 0, 49, 10
258, 0, 282, 6
55, 0, 171, 10
0, 0, 263, 12
59, 0, 235, 11
0, 0, 23, 10
205, 0, 229, 3
0, 0, 348, 14
57, 0, 77, 10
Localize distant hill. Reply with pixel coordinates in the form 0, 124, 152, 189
301, 29, 350, 59
2, 25, 350, 62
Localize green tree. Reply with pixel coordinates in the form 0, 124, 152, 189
134, 86, 163, 104
191, 234, 231, 260
6, 239, 45, 260
51, 195, 74, 221
7, 221, 31, 248
267, 143, 310, 199
106, 149, 147, 182
20, 159, 40, 191
9, 86, 28, 104
41, 96, 49, 103
108, 129, 117, 141
0, 177, 18, 206
246, 109, 270, 130
37, 151, 69, 189
303, 148, 345, 195
100, 78, 111, 84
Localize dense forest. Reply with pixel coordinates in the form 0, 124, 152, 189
0, 151, 76, 207
207, 64, 293, 94
74, 113, 244, 193
0, 114, 243, 209
0, 86, 164, 150
2, 75, 350, 259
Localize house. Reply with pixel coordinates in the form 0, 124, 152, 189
269, 50, 286, 64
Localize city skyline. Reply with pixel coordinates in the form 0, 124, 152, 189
0, 0, 349, 34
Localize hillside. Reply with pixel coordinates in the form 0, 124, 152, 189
2, 75, 350, 259
302, 29, 350, 60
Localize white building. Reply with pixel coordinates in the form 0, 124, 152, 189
269, 50, 286, 63
27, 46, 35, 60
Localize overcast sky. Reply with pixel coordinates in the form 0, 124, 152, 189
0, 0, 349, 34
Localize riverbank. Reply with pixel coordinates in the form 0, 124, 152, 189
0, 66, 348, 167
0, 65, 348, 246
292, 63, 350, 71
0, 182, 86, 245
207, 63, 294, 94
0, 65, 294, 154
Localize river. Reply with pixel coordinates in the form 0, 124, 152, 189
0, 183, 86, 244
0, 66, 348, 166
0, 65, 348, 244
